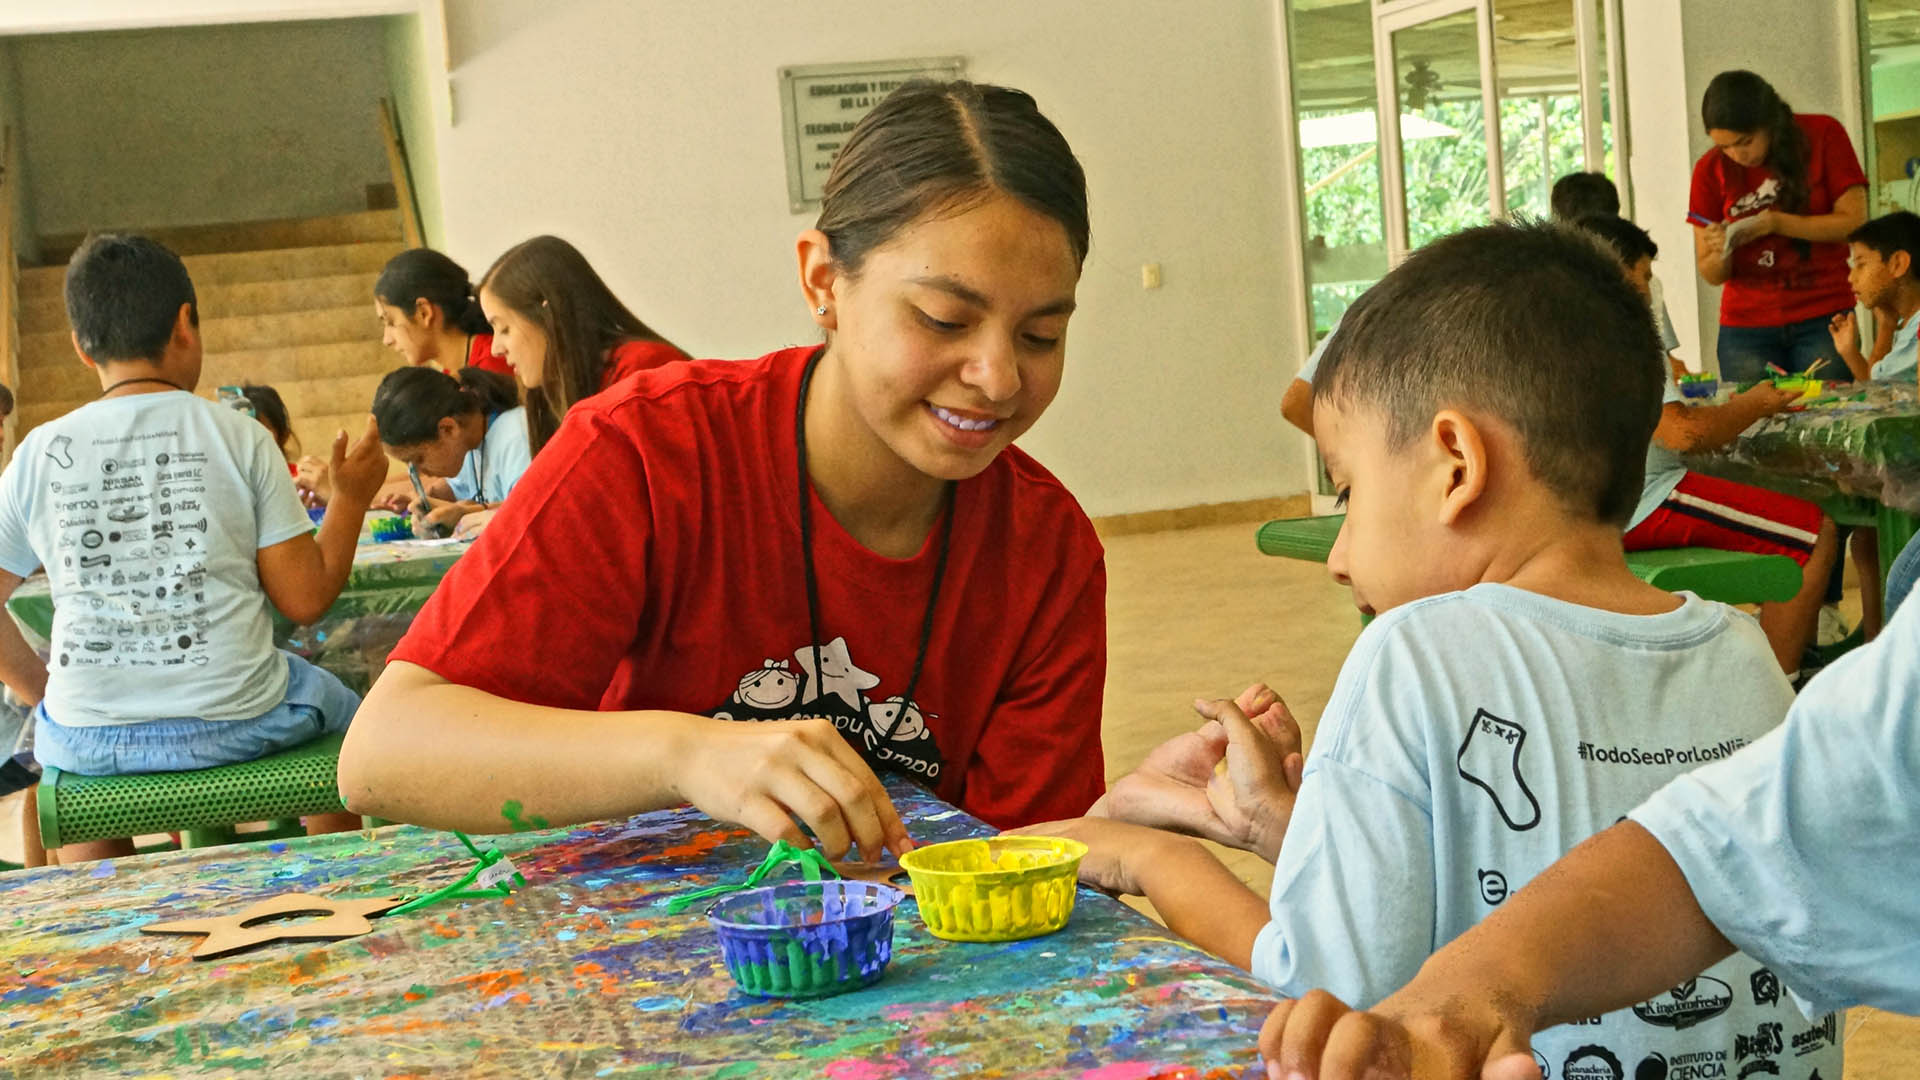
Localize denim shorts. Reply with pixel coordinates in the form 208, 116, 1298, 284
33, 652, 360, 776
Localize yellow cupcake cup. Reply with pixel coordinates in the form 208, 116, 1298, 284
898, 836, 1087, 942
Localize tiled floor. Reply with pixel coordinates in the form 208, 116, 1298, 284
1097, 519, 1915, 1077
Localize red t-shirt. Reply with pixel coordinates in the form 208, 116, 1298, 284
600, 338, 689, 393
466, 332, 514, 377
388, 346, 1108, 829
1687, 113, 1866, 327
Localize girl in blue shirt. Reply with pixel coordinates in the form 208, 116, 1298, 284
371, 366, 531, 538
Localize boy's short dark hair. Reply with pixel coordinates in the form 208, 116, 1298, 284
1550, 172, 1620, 221
1312, 220, 1664, 528
64, 234, 198, 363
1574, 213, 1659, 267
1848, 211, 1920, 279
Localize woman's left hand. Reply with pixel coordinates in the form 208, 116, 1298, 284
1744, 209, 1779, 241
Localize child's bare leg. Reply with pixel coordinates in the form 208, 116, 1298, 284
1852, 528, 1882, 639
305, 812, 363, 836
1758, 517, 1839, 672
56, 837, 136, 863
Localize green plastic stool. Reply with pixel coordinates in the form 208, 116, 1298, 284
37, 733, 350, 850
1256, 516, 1801, 606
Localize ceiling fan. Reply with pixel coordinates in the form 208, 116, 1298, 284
1403, 58, 1445, 109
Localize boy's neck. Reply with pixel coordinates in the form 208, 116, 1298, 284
1464, 503, 1678, 617
1890, 283, 1920, 326
97, 361, 188, 397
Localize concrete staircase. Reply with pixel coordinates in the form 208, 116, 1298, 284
17, 209, 406, 460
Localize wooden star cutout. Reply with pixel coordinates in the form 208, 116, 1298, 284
141, 892, 406, 960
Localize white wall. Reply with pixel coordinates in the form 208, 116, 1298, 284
11, 20, 394, 235
1622, 0, 1862, 374
427, 0, 1306, 518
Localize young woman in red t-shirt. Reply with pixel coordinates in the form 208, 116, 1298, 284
1689, 70, 1868, 384
339, 81, 1106, 853
374, 248, 514, 377
476, 236, 689, 453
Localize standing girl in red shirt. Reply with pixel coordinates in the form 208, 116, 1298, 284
1689, 70, 1868, 384
477, 236, 689, 452
340, 80, 1106, 853
374, 248, 514, 376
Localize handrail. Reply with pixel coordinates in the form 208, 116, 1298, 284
376, 98, 424, 249
0, 124, 16, 469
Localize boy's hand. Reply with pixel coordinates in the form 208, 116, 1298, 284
453, 508, 498, 540
1829, 310, 1858, 356
1006, 816, 1185, 896
1096, 683, 1304, 860
329, 416, 388, 508
1732, 380, 1801, 416
1259, 989, 1543, 1080
422, 502, 467, 532
293, 456, 332, 508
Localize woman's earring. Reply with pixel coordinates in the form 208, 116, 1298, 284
816, 306, 828, 316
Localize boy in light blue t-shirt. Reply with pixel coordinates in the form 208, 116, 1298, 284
0, 235, 390, 862
1830, 211, 1920, 383
1019, 222, 1838, 1079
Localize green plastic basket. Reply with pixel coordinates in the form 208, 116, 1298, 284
37, 734, 349, 849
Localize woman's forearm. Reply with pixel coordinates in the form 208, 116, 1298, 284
1773, 210, 1866, 245
339, 661, 700, 832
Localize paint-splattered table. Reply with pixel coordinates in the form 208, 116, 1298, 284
0, 782, 1276, 1078
4, 537, 468, 696
1684, 382, 1920, 574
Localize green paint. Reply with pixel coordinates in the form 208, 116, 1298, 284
408, 983, 434, 998
223, 1057, 271, 1070
172, 1027, 191, 1064
499, 800, 551, 833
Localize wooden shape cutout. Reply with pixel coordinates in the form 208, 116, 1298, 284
141, 892, 406, 960
833, 860, 915, 896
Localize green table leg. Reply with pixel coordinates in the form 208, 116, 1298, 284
1877, 504, 1920, 582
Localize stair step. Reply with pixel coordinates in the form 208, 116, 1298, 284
23, 341, 396, 405
17, 374, 387, 447
21, 304, 376, 370
21, 271, 381, 335
21, 240, 408, 300
36, 210, 403, 264
289, 411, 384, 464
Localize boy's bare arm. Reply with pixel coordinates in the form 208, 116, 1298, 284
1258, 821, 1734, 1080
0, 570, 47, 706
257, 418, 387, 623
1009, 817, 1272, 971
1652, 384, 1798, 454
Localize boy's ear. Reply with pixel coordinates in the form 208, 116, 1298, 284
171, 302, 198, 350
1430, 409, 1490, 526
1892, 249, 1913, 280
795, 228, 840, 332
71, 330, 99, 371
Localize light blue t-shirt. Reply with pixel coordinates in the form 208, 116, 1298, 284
446, 406, 532, 506
1870, 309, 1918, 382
1251, 584, 1840, 1076
0, 392, 313, 725
1296, 310, 1343, 385
1633, 594, 1920, 1017
1630, 378, 1689, 531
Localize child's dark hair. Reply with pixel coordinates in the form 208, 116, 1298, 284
1848, 211, 1920, 279
1549, 172, 1620, 221
1702, 70, 1809, 213
1312, 220, 1664, 528
0, 383, 13, 415
372, 365, 520, 448
240, 384, 295, 451
816, 80, 1089, 276
1575, 214, 1659, 267
480, 235, 677, 452
376, 248, 492, 335
65, 234, 199, 362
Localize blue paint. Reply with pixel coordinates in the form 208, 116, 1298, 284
555, 930, 577, 942
90, 862, 115, 878
268, 843, 289, 854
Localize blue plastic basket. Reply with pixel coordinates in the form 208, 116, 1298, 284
707, 880, 904, 998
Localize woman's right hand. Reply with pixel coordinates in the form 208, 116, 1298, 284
1701, 220, 1727, 253
666, 713, 913, 860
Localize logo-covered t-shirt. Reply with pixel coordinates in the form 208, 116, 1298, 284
1250, 585, 1843, 1080
0, 392, 314, 725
